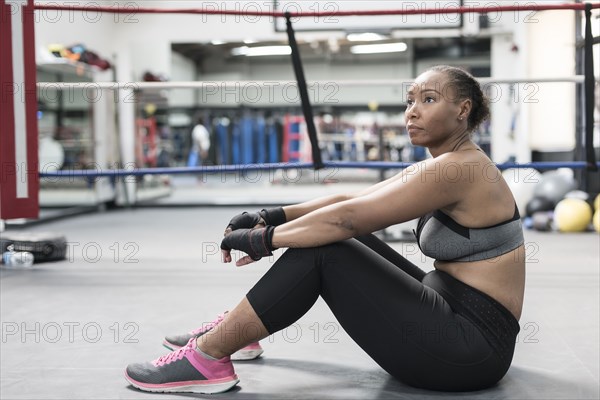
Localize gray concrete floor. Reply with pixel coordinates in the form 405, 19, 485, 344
1, 204, 599, 399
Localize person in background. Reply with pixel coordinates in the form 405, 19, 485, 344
188, 117, 211, 167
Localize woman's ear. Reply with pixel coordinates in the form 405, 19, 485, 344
459, 98, 472, 121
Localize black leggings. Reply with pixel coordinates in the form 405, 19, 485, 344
246, 234, 520, 392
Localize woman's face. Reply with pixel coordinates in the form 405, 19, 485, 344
404, 71, 470, 149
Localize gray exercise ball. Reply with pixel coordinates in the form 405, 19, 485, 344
533, 170, 577, 205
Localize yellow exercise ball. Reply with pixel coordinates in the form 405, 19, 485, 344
554, 198, 592, 233
144, 103, 157, 116
367, 100, 379, 112
593, 210, 599, 233
594, 194, 600, 212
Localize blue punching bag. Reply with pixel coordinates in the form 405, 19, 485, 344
216, 121, 229, 165
256, 117, 266, 164
268, 123, 279, 163
232, 122, 241, 165
241, 116, 254, 164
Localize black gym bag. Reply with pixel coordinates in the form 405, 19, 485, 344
0, 232, 67, 262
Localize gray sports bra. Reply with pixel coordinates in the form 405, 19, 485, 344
414, 205, 524, 262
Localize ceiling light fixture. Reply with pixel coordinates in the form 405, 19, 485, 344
346, 32, 387, 42
350, 42, 408, 54
231, 45, 292, 57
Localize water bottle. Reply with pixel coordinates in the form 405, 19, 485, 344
1, 245, 34, 269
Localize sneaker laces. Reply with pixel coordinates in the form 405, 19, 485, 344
155, 337, 196, 366
190, 312, 226, 335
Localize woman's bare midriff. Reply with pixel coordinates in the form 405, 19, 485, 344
433, 245, 526, 321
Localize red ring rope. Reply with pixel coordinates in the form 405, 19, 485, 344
33, 2, 600, 18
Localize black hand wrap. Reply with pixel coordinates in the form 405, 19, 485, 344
258, 207, 287, 226
226, 207, 287, 233
221, 226, 276, 261
226, 212, 263, 232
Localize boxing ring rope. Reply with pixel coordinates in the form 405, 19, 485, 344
31, 2, 600, 179
33, 2, 600, 17
36, 76, 594, 90
39, 162, 600, 179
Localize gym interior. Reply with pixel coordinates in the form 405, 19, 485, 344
1, 1, 599, 399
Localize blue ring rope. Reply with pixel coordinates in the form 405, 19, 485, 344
38, 161, 600, 178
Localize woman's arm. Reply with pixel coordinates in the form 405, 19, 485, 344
281, 193, 352, 222
281, 168, 414, 221
222, 170, 421, 265
273, 156, 467, 249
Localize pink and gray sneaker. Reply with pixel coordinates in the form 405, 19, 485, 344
163, 313, 264, 361
125, 337, 239, 394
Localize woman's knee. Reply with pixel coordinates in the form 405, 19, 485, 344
278, 246, 314, 261
270, 240, 366, 281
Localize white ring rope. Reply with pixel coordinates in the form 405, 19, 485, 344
36, 76, 593, 90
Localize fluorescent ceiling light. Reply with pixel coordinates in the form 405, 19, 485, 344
350, 42, 407, 54
211, 40, 225, 45
231, 45, 292, 57
347, 32, 387, 42
243, 39, 258, 44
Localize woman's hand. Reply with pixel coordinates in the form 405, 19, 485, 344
222, 208, 286, 263
221, 226, 276, 267
223, 212, 265, 264
223, 207, 286, 236
224, 212, 264, 236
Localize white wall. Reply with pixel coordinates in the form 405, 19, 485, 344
527, 10, 576, 152
487, 4, 579, 162
490, 28, 530, 163
170, 51, 197, 107
114, 1, 288, 80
